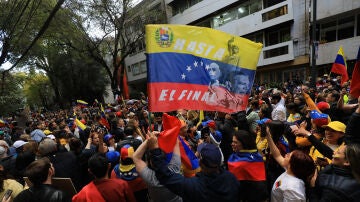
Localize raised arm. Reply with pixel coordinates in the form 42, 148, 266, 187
132, 138, 149, 173
265, 126, 286, 168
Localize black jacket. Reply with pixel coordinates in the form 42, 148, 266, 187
309, 165, 360, 202
14, 184, 70, 202
345, 112, 360, 144
150, 148, 240, 202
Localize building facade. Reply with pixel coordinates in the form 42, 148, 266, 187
125, 0, 360, 93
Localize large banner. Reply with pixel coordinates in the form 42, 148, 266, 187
146, 25, 262, 113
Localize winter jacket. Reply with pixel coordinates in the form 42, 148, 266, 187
150, 148, 240, 202
309, 165, 360, 202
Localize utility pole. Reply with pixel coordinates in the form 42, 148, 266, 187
311, 0, 317, 88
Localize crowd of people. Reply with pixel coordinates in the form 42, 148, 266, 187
0, 74, 360, 202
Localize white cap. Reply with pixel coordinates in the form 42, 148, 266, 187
47, 135, 56, 140
13, 140, 28, 149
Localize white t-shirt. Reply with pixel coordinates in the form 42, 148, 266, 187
271, 172, 306, 202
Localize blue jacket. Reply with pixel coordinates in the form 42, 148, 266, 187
149, 148, 240, 202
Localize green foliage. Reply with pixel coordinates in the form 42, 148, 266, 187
23, 72, 54, 109
0, 72, 25, 116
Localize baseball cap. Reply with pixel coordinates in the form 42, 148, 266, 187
106, 151, 120, 164
316, 102, 330, 112
104, 134, 114, 143
197, 143, 222, 168
202, 120, 216, 129
47, 135, 56, 140
43, 130, 52, 135
13, 140, 28, 149
322, 121, 346, 133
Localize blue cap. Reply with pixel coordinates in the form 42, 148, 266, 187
106, 151, 120, 163
197, 143, 222, 168
104, 134, 114, 142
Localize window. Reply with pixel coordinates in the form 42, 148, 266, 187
169, 0, 203, 16
320, 21, 336, 42
262, 5, 288, 22
238, 6, 249, 19
212, 10, 237, 28
249, 0, 262, 14
132, 63, 140, 76
244, 32, 263, 43
319, 15, 356, 42
265, 26, 290, 46
338, 16, 354, 40
264, 46, 288, 58
140, 61, 147, 73
211, 0, 263, 28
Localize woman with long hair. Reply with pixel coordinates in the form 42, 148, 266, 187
228, 130, 268, 202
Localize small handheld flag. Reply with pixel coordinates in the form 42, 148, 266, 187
331, 46, 349, 85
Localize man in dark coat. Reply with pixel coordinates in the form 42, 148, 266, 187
148, 132, 240, 202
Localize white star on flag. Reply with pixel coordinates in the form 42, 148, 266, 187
181, 73, 186, 80
194, 61, 198, 67
205, 64, 210, 70
186, 66, 192, 72
200, 61, 203, 66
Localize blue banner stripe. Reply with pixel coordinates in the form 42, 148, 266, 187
147, 52, 256, 85
228, 152, 263, 163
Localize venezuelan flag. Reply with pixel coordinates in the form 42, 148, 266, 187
331, 46, 349, 85
146, 25, 262, 113
228, 150, 266, 181
99, 103, 110, 130
74, 118, 86, 131
158, 114, 200, 174
350, 46, 360, 98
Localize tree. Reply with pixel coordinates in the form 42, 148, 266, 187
0, 72, 25, 116
21, 2, 109, 108
0, 0, 66, 69
65, 0, 167, 100
23, 71, 53, 110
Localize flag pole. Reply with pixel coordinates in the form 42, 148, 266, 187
148, 112, 153, 133
310, 0, 318, 88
